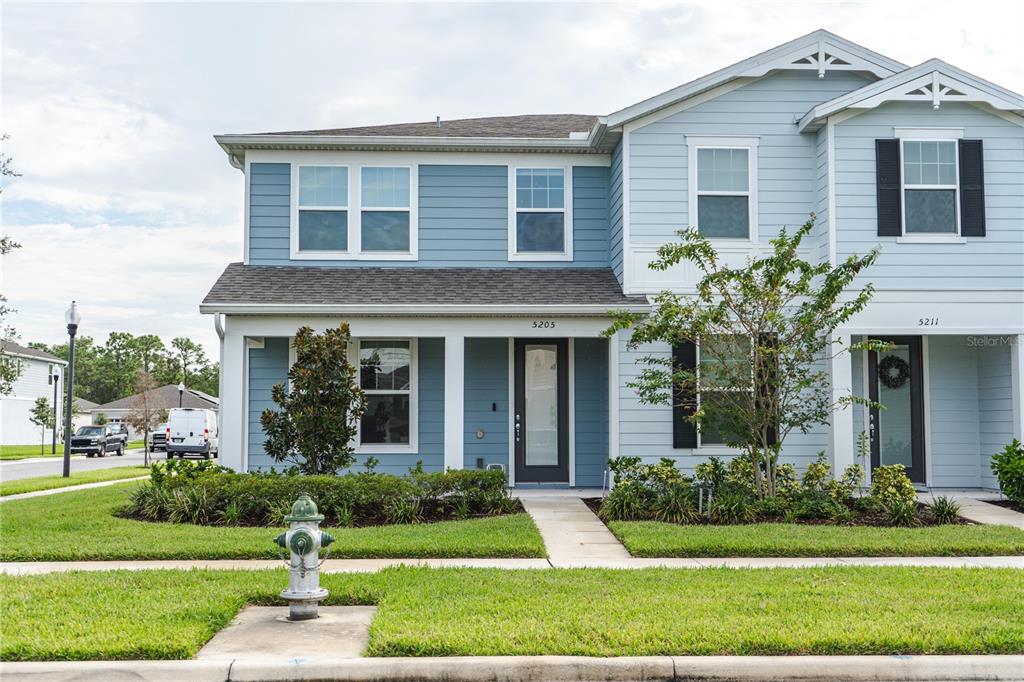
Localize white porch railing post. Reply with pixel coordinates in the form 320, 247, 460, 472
830, 334, 855, 474
444, 334, 465, 471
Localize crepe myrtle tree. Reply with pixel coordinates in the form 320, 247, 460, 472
124, 369, 168, 467
262, 324, 367, 475
29, 397, 55, 456
606, 215, 884, 499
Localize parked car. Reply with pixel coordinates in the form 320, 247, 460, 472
107, 423, 129, 450
165, 408, 218, 459
149, 423, 168, 452
69, 425, 124, 457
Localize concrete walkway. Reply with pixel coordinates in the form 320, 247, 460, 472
0, 476, 149, 502
918, 491, 1024, 529
519, 495, 631, 566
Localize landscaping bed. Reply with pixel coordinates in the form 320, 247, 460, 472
989, 499, 1024, 514
3, 566, 1022, 660
0, 482, 545, 560
0, 466, 150, 497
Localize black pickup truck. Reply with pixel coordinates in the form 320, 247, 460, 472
69, 425, 125, 457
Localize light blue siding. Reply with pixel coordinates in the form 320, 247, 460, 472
928, 336, 981, 487
574, 338, 608, 487
464, 338, 509, 471
246, 337, 445, 474
609, 141, 625, 283
628, 71, 872, 248
977, 340, 1015, 489
248, 164, 610, 268
833, 102, 1024, 290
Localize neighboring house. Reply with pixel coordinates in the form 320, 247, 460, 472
203, 30, 1023, 489
72, 397, 99, 432
88, 385, 219, 439
0, 341, 66, 446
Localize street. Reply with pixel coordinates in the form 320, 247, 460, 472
0, 448, 163, 482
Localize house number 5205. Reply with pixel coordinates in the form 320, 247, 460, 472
532, 321, 556, 329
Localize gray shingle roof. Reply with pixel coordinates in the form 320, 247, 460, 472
0, 340, 65, 364
202, 263, 646, 310
91, 384, 219, 412
262, 114, 599, 139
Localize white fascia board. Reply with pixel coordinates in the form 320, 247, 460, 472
798, 59, 1024, 132
1, 351, 67, 366
605, 29, 904, 129
199, 303, 651, 316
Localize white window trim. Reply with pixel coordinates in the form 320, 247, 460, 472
508, 165, 574, 262
290, 162, 418, 261
352, 337, 418, 454
686, 135, 759, 243
695, 335, 752, 452
896, 130, 962, 241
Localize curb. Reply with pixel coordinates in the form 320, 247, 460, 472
3, 655, 1023, 681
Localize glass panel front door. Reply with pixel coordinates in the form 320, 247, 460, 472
524, 345, 559, 466
514, 339, 569, 483
868, 336, 925, 483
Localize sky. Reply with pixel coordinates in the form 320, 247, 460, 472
2, 1, 1022, 357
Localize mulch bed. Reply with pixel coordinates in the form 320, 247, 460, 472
987, 499, 1024, 514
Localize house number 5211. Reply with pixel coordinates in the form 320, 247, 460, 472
918, 317, 939, 326
532, 321, 556, 329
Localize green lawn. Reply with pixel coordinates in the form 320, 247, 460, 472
0, 466, 150, 497
0, 440, 146, 460
0, 482, 545, 560
607, 520, 1024, 557
2, 566, 1022, 660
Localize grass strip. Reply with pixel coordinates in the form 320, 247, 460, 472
2, 566, 1022, 660
0, 482, 545, 560
1, 466, 150, 497
607, 520, 1024, 557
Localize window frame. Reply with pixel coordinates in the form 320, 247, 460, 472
289, 162, 418, 261
686, 135, 759, 243
292, 163, 351, 258
695, 335, 753, 451
508, 165, 574, 262
352, 337, 418, 454
895, 128, 964, 243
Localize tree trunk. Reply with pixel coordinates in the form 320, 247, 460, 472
143, 429, 150, 467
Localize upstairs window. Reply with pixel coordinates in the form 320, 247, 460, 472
360, 166, 411, 252
510, 167, 572, 260
297, 166, 348, 252
687, 136, 759, 241
358, 339, 414, 448
902, 140, 957, 234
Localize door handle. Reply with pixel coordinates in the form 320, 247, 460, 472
515, 414, 521, 443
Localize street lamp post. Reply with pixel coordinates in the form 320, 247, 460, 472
177, 382, 185, 407
62, 301, 81, 478
51, 367, 59, 454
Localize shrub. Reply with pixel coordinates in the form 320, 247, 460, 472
600, 481, 651, 522
749, 495, 788, 519
928, 496, 961, 525
695, 457, 726, 489
120, 466, 512, 527
788, 489, 845, 521
801, 452, 831, 492
651, 482, 698, 524
869, 464, 918, 509
990, 439, 1024, 504
885, 498, 920, 527
710, 483, 754, 524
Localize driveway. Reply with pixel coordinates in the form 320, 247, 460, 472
0, 449, 164, 482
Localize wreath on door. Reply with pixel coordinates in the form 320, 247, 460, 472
878, 354, 911, 389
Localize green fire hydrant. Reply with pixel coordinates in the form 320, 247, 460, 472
274, 493, 335, 620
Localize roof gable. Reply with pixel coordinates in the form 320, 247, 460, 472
605, 29, 906, 128
799, 59, 1024, 131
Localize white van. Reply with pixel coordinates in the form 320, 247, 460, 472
165, 408, 219, 459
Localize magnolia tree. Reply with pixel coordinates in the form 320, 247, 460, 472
125, 369, 168, 466
28, 397, 55, 456
262, 324, 366, 474
607, 215, 882, 498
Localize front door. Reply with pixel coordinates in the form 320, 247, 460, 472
868, 336, 926, 484
514, 339, 569, 483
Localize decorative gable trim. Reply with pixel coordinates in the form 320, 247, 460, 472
799, 60, 1024, 132
605, 29, 904, 129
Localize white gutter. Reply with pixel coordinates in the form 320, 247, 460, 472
215, 133, 600, 153
199, 302, 651, 316
0, 351, 67, 365
213, 313, 225, 340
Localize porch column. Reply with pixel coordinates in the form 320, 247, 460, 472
607, 330, 620, 462
829, 334, 855, 474
219, 324, 247, 472
444, 334, 465, 471
1013, 335, 1024, 441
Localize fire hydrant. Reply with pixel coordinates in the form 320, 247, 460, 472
274, 493, 334, 620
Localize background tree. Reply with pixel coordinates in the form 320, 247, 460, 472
608, 216, 881, 498
124, 369, 168, 466
28, 397, 55, 456
93, 412, 108, 425
261, 324, 366, 474
1, 132, 24, 395
167, 337, 206, 387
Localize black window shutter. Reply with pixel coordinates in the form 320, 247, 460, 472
875, 139, 902, 236
959, 139, 986, 237
756, 334, 779, 447
671, 341, 697, 449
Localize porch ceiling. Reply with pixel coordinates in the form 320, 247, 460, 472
201, 263, 648, 315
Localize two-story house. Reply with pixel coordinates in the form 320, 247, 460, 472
203, 30, 1024, 490
1, 341, 65, 446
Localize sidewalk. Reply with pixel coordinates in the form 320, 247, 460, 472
4, 654, 1022, 682
519, 495, 631, 566
1, 476, 149, 502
